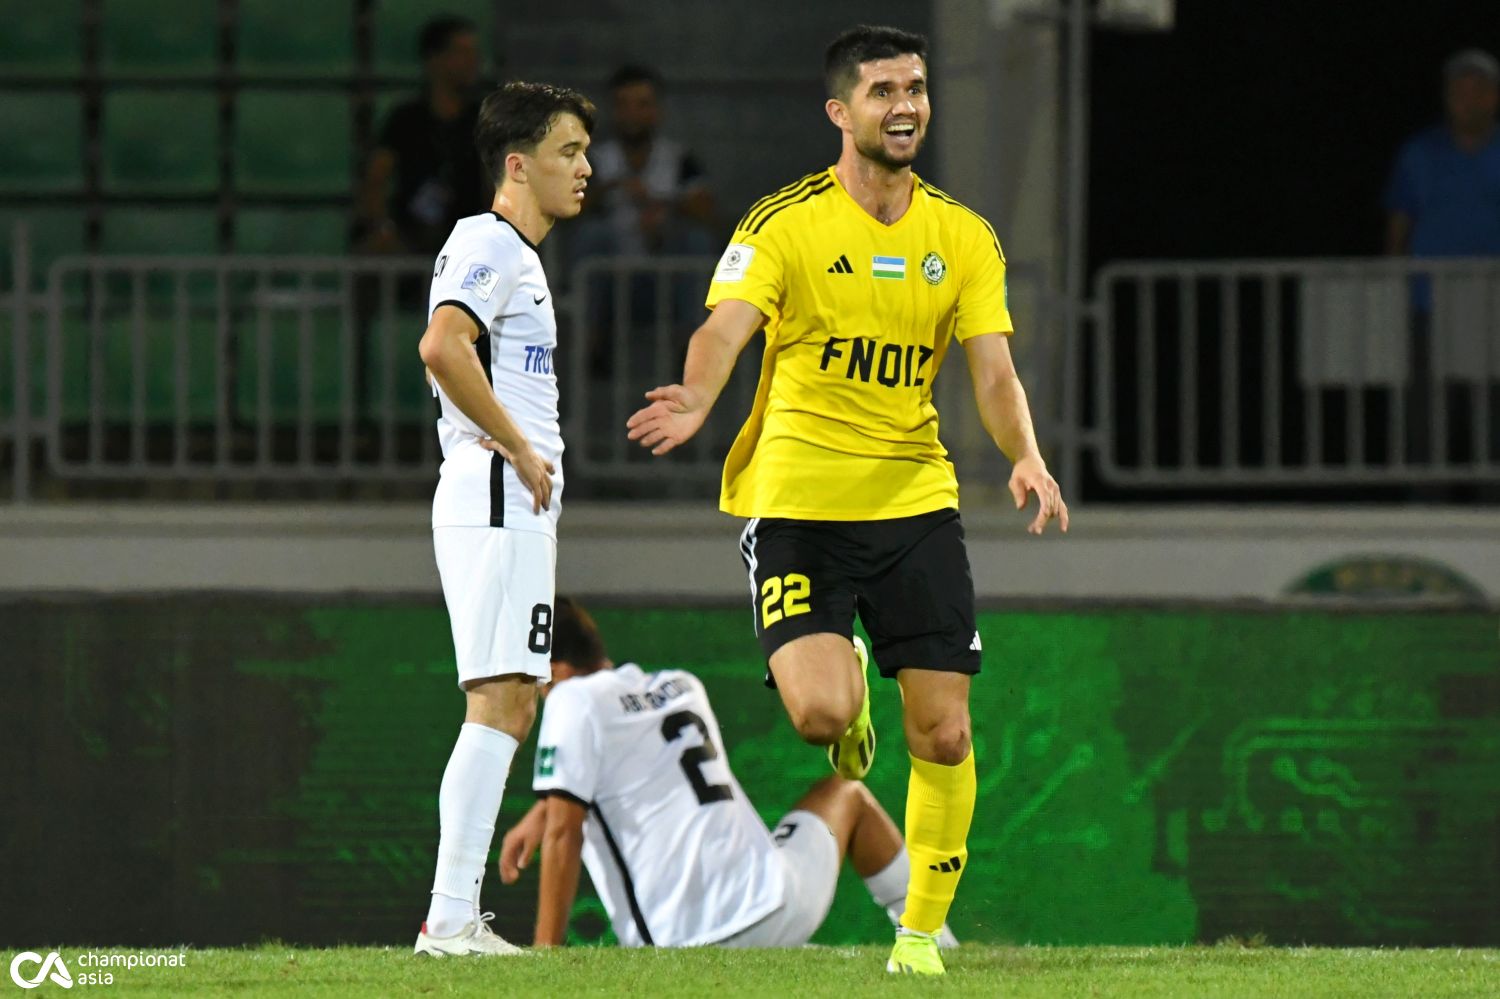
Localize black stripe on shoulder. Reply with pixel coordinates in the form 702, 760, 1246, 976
434, 299, 487, 339
537, 788, 592, 808
736, 170, 828, 233
919, 180, 1003, 261
749, 178, 835, 234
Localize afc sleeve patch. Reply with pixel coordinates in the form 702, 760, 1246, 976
461, 262, 502, 301
713, 243, 755, 283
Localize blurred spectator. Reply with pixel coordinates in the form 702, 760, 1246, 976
357, 16, 490, 256
582, 64, 716, 257
1385, 49, 1500, 262
1382, 49, 1500, 473
572, 65, 718, 383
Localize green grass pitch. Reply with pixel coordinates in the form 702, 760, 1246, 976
35, 944, 1499, 997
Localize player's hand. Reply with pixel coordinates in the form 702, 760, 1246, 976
1009, 454, 1069, 535
478, 438, 555, 513
498, 813, 544, 884
625, 384, 710, 456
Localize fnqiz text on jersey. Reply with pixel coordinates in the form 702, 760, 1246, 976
820, 337, 935, 388
619, 677, 690, 714
523, 345, 555, 374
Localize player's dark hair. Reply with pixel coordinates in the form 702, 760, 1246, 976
609, 63, 662, 91
474, 81, 596, 184
824, 24, 929, 100
551, 597, 608, 673
418, 15, 477, 60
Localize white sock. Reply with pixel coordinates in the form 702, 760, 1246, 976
426, 722, 519, 937
863, 847, 911, 927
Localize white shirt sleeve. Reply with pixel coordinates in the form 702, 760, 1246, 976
532, 681, 604, 804
428, 227, 522, 334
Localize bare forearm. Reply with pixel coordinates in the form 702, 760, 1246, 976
534, 826, 584, 947
680, 322, 745, 408
422, 335, 530, 453
977, 374, 1042, 464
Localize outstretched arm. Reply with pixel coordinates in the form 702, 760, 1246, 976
625, 298, 765, 455
533, 795, 588, 947
962, 333, 1069, 535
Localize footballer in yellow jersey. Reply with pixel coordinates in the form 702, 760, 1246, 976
705, 166, 1011, 520
628, 26, 1068, 976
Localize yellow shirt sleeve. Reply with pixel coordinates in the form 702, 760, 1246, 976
705, 227, 786, 325
953, 219, 1014, 341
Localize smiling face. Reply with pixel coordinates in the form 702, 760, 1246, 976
513, 112, 593, 220
831, 54, 930, 170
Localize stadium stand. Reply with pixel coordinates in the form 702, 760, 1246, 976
0, 93, 85, 193
100, 0, 220, 77
236, 0, 356, 78
101, 92, 221, 195
0, 0, 83, 76
234, 91, 353, 195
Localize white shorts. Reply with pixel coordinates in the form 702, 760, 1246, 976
717, 810, 840, 947
433, 525, 556, 687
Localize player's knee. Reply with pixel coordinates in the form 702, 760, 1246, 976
910, 717, 971, 766
463, 676, 538, 741
786, 703, 853, 745
927, 724, 971, 765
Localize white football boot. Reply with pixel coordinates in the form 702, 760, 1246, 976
414, 912, 528, 956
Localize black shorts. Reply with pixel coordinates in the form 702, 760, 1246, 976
737, 508, 980, 679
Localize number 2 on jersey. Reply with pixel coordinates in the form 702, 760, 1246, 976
661, 710, 733, 805
760, 573, 811, 629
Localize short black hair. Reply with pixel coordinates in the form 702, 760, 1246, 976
824, 24, 929, 100
609, 63, 662, 91
474, 81, 596, 184
418, 15, 477, 60
551, 597, 608, 673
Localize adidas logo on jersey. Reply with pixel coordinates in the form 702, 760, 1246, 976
928, 855, 964, 873
826, 254, 854, 274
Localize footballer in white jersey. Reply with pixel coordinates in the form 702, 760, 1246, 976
500, 599, 959, 950
428, 212, 563, 538
413, 82, 594, 959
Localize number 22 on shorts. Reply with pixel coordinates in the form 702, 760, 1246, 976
760, 573, 811, 628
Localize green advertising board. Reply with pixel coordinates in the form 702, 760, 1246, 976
2, 599, 1495, 948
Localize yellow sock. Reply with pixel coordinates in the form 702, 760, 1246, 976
900, 750, 976, 935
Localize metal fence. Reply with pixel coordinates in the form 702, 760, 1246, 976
8, 223, 1496, 504
1092, 258, 1500, 488
1, 224, 1064, 502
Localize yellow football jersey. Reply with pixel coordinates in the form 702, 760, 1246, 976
705, 166, 1014, 521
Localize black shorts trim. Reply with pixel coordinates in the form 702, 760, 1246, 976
488, 452, 505, 527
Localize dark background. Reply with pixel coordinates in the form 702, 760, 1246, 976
1089, 0, 1500, 269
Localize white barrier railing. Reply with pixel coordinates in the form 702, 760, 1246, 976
1, 226, 1065, 502
1092, 258, 1500, 487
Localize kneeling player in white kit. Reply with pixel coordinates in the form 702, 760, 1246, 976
413, 82, 594, 957
499, 599, 956, 948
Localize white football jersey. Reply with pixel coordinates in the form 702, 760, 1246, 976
532, 665, 786, 947
427, 212, 562, 537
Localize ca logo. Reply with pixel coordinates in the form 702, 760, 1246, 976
8, 951, 73, 989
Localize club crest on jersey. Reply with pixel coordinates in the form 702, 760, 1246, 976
921, 251, 947, 285
872, 255, 906, 280
715, 243, 755, 282
461, 263, 501, 301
